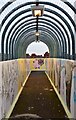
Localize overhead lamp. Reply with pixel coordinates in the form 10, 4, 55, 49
35, 32, 40, 36
31, 5, 44, 17
34, 10, 41, 16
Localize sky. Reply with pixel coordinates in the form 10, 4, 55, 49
26, 41, 49, 56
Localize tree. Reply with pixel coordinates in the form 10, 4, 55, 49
44, 52, 49, 58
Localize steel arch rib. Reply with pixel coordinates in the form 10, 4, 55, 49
10, 20, 64, 58
11, 24, 63, 59
0, 2, 75, 60
1, 0, 76, 14
19, 36, 53, 58
1, 1, 76, 29
12, 26, 60, 59
6, 16, 67, 58
16, 34, 55, 58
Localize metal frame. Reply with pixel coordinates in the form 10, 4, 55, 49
12, 25, 62, 59
1, 1, 76, 60
15, 31, 59, 58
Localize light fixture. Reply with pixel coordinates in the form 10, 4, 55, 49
34, 10, 41, 16
31, 1, 44, 43
35, 32, 40, 36
31, 5, 44, 17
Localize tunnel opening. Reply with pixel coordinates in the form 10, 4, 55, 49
26, 41, 50, 58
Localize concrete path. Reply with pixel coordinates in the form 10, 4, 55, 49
10, 71, 69, 119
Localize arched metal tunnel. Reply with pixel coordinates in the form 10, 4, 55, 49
0, 0, 76, 61
0, 1, 76, 119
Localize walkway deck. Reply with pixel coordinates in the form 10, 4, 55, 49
10, 71, 69, 119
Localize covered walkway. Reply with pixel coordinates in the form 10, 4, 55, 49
0, 0, 76, 120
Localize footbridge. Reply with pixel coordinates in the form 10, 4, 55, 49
0, 0, 76, 119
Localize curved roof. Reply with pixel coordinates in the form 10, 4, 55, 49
0, 0, 76, 60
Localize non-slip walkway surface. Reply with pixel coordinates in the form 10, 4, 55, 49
10, 71, 68, 119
